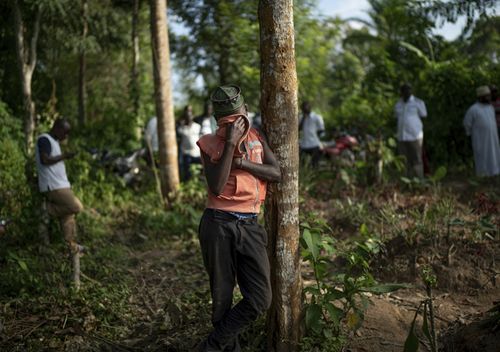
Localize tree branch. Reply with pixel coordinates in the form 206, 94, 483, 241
28, 5, 42, 75
12, 0, 26, 70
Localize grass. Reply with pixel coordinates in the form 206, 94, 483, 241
0, 161, 498, 351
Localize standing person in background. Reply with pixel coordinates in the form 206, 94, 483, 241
299, 101, 325, 168
196, 84, 281, 351
144, 116, 159, 167
394, 83, 427, 178
177, 105, 201, 181
490, 85, 500, 140
463, 86, 500, 177
144, 116, 159, 153
195, 100, 217, 136
35, 119, 84, 254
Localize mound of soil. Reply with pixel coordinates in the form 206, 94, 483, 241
440, 305, 500, 352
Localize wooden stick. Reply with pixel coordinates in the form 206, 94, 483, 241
72, 251, 81, 291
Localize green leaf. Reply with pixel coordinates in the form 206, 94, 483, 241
18, 260, 29, 272
340, 169, 350, 184
323, 328, 333, 338
322, 242, 335, 255
346, 310, 363, 330
302, 228, 319, 261
422, 302, 433, 347
305, 304, 323, 332
404, 306, 421, 352
430, 165, 447, 183
401, 177, 412, 184
301, 222, 311, 229
404, 328, 420, 352
359, 283, 411, 294
449, 218, 465, 226
325, 289, 346, 301
325, 302, 344, 325
359, 223, 369, 237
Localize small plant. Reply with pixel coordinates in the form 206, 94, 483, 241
404, 265, 438, 352
300, 214, 409, 345
400, 165, 447, 190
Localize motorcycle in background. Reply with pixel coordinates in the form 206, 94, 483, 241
322, 133, 360, 166
87, 147, 147, 186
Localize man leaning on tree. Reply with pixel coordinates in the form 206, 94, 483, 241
35, 118, 84, 255
196, 85, 281, 351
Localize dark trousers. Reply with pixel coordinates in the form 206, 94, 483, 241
198, 209, 272, 351
398, 139, 423, 178
300, 146, 321, 168
182, 154, 201, 181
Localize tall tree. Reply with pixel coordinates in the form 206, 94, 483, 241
168, 0, 260, 107
131, 0, 140, 122
259, 1, 301, 351
78, 0, 88, 127
12, 0, 41, 153
149, 0, 179, 202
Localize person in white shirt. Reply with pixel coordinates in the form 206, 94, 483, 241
394, 83, 427, 178
35, 119, 84, 254
195, 101, 217, 136
144, 116, 159, 152
463, 86, 500, 177
178, 105, 202, 181
299, 101, 325, 168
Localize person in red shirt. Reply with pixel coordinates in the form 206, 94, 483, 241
196, 85, 281, 351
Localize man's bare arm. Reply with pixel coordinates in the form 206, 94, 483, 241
40, 151, 76, 166
237, 136, 281, 182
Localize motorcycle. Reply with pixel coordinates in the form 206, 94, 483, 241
322, 133, 360, 166
87, 147, 147, 186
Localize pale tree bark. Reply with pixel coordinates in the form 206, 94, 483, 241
12, 0, 41, 154
131, 0, 141, 138
259, 1, 302, 351
78, 0, 88, 127
149, 0, 179, 203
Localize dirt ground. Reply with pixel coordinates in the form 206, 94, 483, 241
1, 180, 498, 351
303, 179, 499, 352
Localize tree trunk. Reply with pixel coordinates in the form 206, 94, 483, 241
259, 1, 302, 351
12, 0, 41, 154
131, 0, 141, 138
78, 0, 88, 127
149, 0, 179, 203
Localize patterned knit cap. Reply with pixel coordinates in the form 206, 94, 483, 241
210, 85, 245, 118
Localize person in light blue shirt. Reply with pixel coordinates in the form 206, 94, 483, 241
299, 101, 325, 168
394, 83, 427, 178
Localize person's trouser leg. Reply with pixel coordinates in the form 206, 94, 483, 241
198, 210, 271, 351
46, 188, 83, 251
300, 147, 321, 168
182, 154, 191, 181
398, 140, 423, 178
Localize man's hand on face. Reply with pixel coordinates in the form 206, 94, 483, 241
226, 117, 246, 145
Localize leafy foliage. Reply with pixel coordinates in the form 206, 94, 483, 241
300, 213, 409, 347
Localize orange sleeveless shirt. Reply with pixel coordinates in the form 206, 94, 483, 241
197, 114, 267, 213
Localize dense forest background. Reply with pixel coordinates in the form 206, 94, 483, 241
0, 0, 499, 351
1, 0, 499, 159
